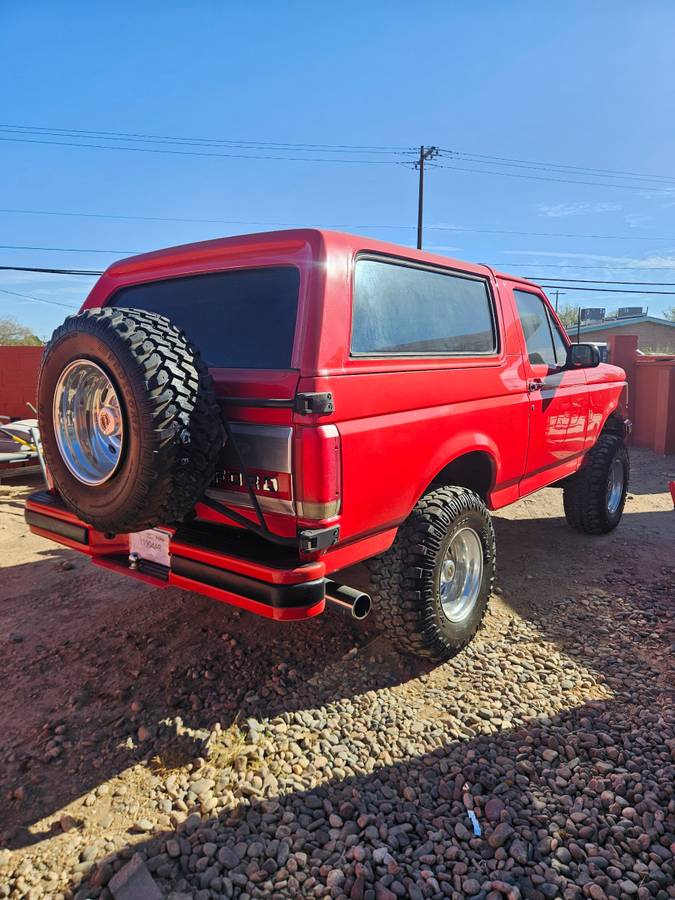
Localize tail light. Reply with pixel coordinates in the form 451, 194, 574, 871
294, 424, 341, 520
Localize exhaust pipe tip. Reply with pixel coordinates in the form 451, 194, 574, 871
324, 580, 372, 621
350, 592, 372, 621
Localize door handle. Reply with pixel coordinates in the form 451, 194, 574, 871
528, 379, 544, 392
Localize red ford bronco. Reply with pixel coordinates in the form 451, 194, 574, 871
25, 229, 629, 661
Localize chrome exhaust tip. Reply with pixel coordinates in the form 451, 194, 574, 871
324, 580, 372, 621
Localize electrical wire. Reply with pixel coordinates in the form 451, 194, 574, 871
0, 135, 411, 165
0, 287, 79, 309
516, 276, 675, 286
0, 124, 413, 153
3, 264, 675, 295
6, 125, 674, 191
0, 265, 101, 275
0, 244, 138, 254
494, 262, 675, 270
3, 206, 675, 243
4, 125, 671, 184
428, 162, 675, 194
536, 285, 675, 295
439, 149, 675, 185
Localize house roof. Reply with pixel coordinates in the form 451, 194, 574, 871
565, 315, 675, 335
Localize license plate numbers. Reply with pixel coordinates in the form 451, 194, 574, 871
129, 528, 171, 568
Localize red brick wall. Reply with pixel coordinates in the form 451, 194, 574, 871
0, 346, 43, 419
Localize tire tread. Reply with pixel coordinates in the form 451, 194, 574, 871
562, 433, 629, 534
368, 486, 495, 661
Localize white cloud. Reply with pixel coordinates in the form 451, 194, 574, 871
538, 201, 622, 218
624, 213, 652, 228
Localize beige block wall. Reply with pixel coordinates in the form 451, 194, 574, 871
571, 322, 675, 353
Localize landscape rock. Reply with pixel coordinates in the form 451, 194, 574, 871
109, 854, 164, 900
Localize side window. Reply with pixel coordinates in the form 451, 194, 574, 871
352, 258, 496, 356
513, 289, 558, 368
547, 309, 569, 365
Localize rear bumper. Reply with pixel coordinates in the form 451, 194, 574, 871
24, 491, 326, 621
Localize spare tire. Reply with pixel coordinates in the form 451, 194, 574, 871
38, 307, 222, 533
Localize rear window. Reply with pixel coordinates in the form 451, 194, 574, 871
108, 266, 300, 368
352, 257, 496, 356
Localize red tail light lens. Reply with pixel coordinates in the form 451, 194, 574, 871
294, 424, 341, 520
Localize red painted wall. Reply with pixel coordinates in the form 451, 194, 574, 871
632, 358, 675, 455
0, 346, 43, 419
608, 335, 675, 455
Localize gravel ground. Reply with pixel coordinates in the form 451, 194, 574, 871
0, 448, 673, 900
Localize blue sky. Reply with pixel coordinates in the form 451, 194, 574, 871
2, 1, 675, 339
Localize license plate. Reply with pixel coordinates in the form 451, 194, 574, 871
129, 528, 171, 568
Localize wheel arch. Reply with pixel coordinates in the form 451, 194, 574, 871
423, 444, 499, 503
600, 408, 627, 438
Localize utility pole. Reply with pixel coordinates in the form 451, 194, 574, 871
415, 145, 440, 250
553, 289, 566, 313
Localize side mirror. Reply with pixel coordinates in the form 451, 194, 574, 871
566, 343, 600, 369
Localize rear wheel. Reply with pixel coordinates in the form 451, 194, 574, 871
563, 433, 629, 534
368, 486, 495, 661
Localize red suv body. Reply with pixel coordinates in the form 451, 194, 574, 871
25, 229, 627, 650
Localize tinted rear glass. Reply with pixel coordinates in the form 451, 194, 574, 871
109, 266, 300, 368
352, 258, 496, 355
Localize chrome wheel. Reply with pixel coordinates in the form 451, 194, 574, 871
439, 527, 484, 623
53, 359, 124, 485
606, 456, 624, 515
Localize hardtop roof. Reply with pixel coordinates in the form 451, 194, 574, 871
103, 227, 537, 287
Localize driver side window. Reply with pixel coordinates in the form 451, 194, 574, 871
514, 289, 567, 368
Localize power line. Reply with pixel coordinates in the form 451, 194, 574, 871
0, 124, 413, 153
428, 162, 675, 194
537, 285, 675, 295
6, 130, 672, 188
5, 125, 674, 193
6, 124, 673, 184
495, 262, 675, 270
0, 135, 411, 165
0, 287, 79, 309
0, 244, 138, 254
519, 276, 675, 286
4, 262, 675, 293
439, 148, 675, 185
4, 207, 675, 243
0, 265, 101, 275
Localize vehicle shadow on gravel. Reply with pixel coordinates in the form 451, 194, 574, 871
2, 490, 673, 895
64, 689, 673, 900
0, 552, 429, 852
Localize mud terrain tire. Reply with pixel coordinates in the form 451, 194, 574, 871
563, 433, 629, 534
38, 307, 221, 533
369, 486, 495, 661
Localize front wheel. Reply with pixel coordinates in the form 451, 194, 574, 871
563, 433, 629, 534
368, 486, 495, 661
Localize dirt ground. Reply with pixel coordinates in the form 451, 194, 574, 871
0, 448, 673, 899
